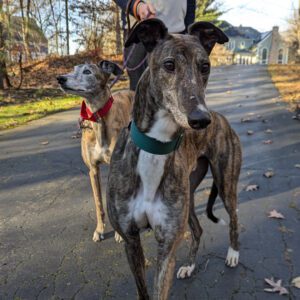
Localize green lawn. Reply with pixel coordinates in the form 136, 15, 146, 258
0, 96, 81, 130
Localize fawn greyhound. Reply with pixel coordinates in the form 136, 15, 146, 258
57, 61, 134, 242
107, 19, 242, 299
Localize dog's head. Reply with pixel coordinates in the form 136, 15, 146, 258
57, 61, 123, 102
126, 19, 228, 130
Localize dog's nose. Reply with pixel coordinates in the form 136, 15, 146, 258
188, 110, 211, 130
56, 76, 67, 84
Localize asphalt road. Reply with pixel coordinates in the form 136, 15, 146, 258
0, 65, 299, 300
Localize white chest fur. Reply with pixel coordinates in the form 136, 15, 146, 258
127, 110, 178, 229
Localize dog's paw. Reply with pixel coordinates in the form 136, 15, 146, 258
93, 231, 104, 242
225, 246, 239, 267
176, 264, 195, 279
114, 232, 123, 243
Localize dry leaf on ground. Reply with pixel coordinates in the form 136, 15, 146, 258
291, 277, 300, 288
278, 226, 293, 234
245, 184, 259, 191
264, 171, 274, 178
247, 130, 254, 135
265, 129, 273, 134
268, 210, 285, 219
264, 277, 289, 295
40, 141, 49, 145
263, 140, 273, 144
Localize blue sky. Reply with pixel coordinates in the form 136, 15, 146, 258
221, 0, 298, 32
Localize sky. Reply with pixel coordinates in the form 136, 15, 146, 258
221, 0, 299, 32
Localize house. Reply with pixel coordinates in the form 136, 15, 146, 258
220, 21, 290, 65
4, 16, 48, 62
256, 26, 289, 64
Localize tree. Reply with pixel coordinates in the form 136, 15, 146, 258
0, 0, 11, 89
114, 2, 122, 55
195, 0, 223, 22
286, 7, 300, 63
19, 0, 31, 60
71, 0, 113, 52
65, 0, 69, 55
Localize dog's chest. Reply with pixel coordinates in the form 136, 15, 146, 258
126, 110, 178, 230
128, 151, 169, 229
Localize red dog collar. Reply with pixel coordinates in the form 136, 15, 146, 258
80, 96, 114, 122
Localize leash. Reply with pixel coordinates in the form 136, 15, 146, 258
109, 44, 148, 89
109, 1, 148, 89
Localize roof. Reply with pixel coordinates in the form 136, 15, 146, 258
218, 20, 261, 42
4, 16, 48, 45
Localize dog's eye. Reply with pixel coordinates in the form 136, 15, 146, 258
201, 63, 210, 74
83, 69, 92, 75
163, 59, 175, 72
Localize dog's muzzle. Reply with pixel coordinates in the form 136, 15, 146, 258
56, 76, 67, 85
188, 109, 211, 130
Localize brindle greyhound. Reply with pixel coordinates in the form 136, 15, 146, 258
57, 61, 134, 242
107, 19, 242, 300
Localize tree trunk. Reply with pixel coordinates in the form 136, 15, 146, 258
19, 0, 31, 61
114, 3, 122, 55
65, 0, 70, 55
0, 0, 11, 89
49, 0, 59, 53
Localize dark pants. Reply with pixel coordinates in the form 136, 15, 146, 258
124, 42, 148, 91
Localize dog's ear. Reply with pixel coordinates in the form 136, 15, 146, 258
125, 18, 168, 52
188, 22, 229, 55
98, 60, 124, 76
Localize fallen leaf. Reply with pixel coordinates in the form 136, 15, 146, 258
264, 277, 289, 295
292, 276, 300, 288
278, 226, 293, 234
295, 164, 300, 169
265, 129, 273, 134
241, 117, 252, 123
264, 171, 274, 178
40, 141, 49, 145
268, 210, 285, 219
226, 90, 232, 94
145, 258, 152, 268
263, 140, 273, 144
247, 130, 254, 135
246, 184, 259, 191
183, 231, 191, 240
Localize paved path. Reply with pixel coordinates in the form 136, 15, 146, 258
0, 65, 299, 300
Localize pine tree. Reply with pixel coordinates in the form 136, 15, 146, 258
195, 0, 223, 22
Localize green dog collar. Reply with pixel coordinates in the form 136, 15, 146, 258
130, 120, 183, 155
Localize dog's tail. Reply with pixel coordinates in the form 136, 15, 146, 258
206, 182, 226, 225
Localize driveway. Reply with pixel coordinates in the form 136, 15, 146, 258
1, 65, 299, 299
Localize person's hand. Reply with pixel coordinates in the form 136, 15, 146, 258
136, 2, 156, 20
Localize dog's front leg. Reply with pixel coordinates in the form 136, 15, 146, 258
125, 231, 149, 300
89, 167, 105, 242
153, 226, 185, 300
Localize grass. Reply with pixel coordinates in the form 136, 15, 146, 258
0, 95, 81, 130
0, 78, 129, 131
268, 64, 300, 106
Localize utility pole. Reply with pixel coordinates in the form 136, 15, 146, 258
65, 0, 70, 55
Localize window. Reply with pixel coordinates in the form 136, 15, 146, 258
261, 48, 268, 64
278, 49, 283, 64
